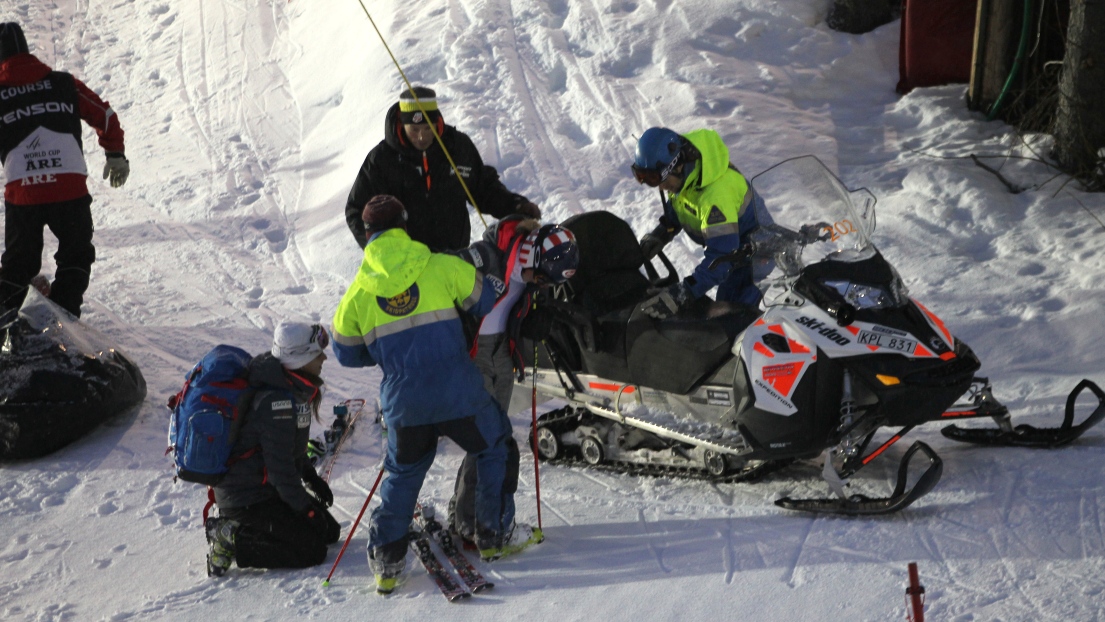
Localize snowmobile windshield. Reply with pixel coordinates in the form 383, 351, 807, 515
749, 156, 877, 279
822, 278, 908, 309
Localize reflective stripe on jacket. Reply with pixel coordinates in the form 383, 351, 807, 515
331, 228, 498, 428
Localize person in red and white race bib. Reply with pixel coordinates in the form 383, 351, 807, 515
0, 22, 128, 318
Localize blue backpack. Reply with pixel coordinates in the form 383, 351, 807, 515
167, 345, 256, 485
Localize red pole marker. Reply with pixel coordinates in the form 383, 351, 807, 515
531, 338, 543, 532
906, 562, 925, 622
322, 466, 384, 587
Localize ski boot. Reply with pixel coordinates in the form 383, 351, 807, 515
306, 438, 325, 467
369, 539, 409, 595
478, 522, 544, 562
205, 517, 239, 577
324, 403, 349, 453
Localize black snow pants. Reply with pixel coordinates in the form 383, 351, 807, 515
0, 195, 95, 317
219, 498, 340, 569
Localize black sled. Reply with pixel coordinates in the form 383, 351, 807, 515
0, 290, 146, 460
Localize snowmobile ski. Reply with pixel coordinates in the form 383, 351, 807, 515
409, 523, 470, 602
942, 379, 1105, 448
414, 504, 493, 593
775, 441, 942, 515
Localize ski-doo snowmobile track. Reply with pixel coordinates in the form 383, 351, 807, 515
533, 407, 791, 484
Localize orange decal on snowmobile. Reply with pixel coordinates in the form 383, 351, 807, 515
589, 382, 635, 393
754, 342, 775, 358
912, 299, 954, 345
762, 362, 804, 395
787, 339, 810, 354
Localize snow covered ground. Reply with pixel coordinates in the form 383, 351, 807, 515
3, 0, 1105, 619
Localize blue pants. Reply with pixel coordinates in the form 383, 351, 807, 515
368, 407, 509, 561
716, 265, 762, 306
706, 188, 771, 306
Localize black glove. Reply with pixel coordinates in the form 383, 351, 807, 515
302, 465, 333, 507
799, 222, 833, 245
641, 281, 692, 320
304, 504, 341, 544
709, 241, 758, 271
520, 306, 555, 341
639, 223, 675, 261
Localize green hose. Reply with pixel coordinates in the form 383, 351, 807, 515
987, 0, 1034, 121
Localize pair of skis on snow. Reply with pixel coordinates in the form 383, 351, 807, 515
405, 504, 493, 602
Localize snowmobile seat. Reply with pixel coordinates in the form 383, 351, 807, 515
550, 211, 760, 394
624, 301, 760, 394
561, 211, 651, 316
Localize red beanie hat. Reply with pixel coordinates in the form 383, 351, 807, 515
362, 195, 407, 232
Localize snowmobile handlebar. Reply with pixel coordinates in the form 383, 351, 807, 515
708, 221, 834, 273
643, 250, 679, 289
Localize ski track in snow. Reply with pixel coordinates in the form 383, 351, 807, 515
3, 0, 1105, 619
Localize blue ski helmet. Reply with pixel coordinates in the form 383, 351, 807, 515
632, 127, 684, 186
526, 224, 580, 284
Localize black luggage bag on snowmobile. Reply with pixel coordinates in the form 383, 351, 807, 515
528, 211, 759, 395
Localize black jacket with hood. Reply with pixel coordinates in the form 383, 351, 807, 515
212, 353, 322, 514
344, 102, 528, 252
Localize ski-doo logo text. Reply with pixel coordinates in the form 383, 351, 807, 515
377, 285, 420, 316
795, 316, 851, 346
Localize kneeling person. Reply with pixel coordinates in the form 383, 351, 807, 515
205, 321, 341, 577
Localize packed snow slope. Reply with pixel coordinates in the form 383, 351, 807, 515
3, 0, 1105, 620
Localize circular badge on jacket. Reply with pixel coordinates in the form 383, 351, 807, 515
377, 285, 420, 316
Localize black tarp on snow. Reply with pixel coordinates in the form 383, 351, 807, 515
0, 290, 146, 460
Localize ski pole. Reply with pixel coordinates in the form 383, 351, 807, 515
322, 466, 384, 587
531, 336, 543, 532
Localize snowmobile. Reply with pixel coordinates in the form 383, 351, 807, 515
522, 156, 1105, 515
0, 289, 147, 460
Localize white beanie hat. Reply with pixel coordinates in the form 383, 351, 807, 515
271, 321, 329, 369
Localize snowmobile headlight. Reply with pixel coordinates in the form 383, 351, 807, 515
822, 280, 904, 310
